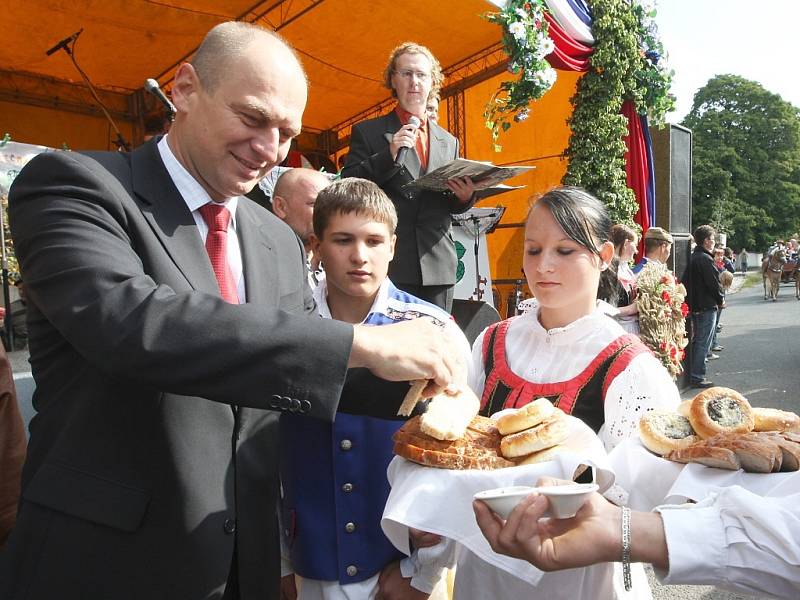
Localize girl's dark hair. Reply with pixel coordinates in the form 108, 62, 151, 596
610, 224, 636, 255
528, 186, 619, 304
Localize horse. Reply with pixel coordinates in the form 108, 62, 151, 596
762, 249, 787, 301
795, 264, 800, 300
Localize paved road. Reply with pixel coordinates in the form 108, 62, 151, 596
650, 273, 798, 600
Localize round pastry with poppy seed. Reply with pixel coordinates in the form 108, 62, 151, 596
689, 387, 754, 439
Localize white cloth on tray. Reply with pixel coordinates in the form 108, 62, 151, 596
381, 416, 613, 587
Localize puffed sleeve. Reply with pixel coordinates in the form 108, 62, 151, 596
600, 353, 681, 450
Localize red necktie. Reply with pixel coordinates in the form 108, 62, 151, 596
198, 203, 239, 304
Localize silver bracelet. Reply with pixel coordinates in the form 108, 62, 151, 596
621, 506, 632, 591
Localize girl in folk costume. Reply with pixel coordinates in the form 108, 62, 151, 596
605, 223, 640, 335
455, 187, 680, 599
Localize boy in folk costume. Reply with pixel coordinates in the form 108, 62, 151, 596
279, 178, 470, 600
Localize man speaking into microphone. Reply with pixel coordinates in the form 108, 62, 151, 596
342, 42, 475, 311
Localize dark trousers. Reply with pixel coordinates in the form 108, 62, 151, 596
690, 308, 717, 382
395, 283, 454, 313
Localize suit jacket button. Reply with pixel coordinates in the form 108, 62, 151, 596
280, 396, 292, 410
346, 565, 358, 577
270, 394, 281, 408
223, 518, 236, 534
345, 522, 356, 533
340, 439, 352, 451
300, 399, 311, 413
291, 398, 301, 411
342, 483, 354, 493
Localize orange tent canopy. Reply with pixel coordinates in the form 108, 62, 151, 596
0, 0, 580, 310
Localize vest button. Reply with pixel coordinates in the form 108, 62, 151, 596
340, 439, 353, 451
345, 522, 356, 533
346, 565, 358, 577
223, 518, 236, 534
342, 482, 354, 493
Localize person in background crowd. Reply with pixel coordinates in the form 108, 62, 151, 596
631, 226, 672, 275
708, 246, 732, 356
280, 178, 469, 600
686, 225, 724, 388
474, 478, 800, 600
603, 223, 639, 335
342, 42, 477, 312
426, 94, 440, 123
1, 22, 458, 600
722, 247, 736, 273
271, 168, 333, 288
738, 248, 748, 274
0, 344, 24, 549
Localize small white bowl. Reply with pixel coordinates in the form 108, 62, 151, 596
533, 483, 599, 519
473, 486, 535, 519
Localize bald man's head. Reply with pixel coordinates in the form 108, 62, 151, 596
271, 168, 332, 246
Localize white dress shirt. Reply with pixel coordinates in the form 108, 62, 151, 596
157, 136, 246, 303
656, 486, 800, 598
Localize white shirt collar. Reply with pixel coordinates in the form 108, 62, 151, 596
313, 278, 391, 323
523, 300, 619, 346
157, 135, 239, 225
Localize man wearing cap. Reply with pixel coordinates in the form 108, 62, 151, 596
633, 227, 673, 275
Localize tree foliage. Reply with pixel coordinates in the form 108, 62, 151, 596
681, 75, 800, 250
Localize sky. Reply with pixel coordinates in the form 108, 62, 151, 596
654, 0, 800, 122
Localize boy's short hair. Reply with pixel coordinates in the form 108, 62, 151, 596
313, 178, 398, 237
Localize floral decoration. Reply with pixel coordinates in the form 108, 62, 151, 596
635, 261, 688, 379
630, 0, 675, 122
483, 0, 557, 151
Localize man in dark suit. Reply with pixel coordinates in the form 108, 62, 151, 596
342, 42, 476, 312
0, 23, 457, 600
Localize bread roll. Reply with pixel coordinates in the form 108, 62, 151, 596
500, 415, 569, 459
753, 407, 800, 433
638, 410, 699, 456
419, 386, 480, 441
496, 398, 556, 435
689, 387, 754, 439
514, 444, 565, 466
677, 399, 692, 418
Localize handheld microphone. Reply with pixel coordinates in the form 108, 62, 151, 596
395, 115, 421, 166
45, 28, 84, 56
144, 78, 177, 121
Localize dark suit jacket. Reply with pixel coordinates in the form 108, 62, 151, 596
0, 139, 353, 600
341, 112, 475, 287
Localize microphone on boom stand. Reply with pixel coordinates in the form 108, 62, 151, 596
144, 78, 177, 123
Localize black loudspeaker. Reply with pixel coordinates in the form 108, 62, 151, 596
650, 123, 692, 236
451, 300, 502, 346
650, 123, 693, 390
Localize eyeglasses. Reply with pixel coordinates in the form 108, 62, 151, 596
394, 69, 431, 82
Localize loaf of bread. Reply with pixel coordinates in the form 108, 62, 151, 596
665, 444, 741, 470
752, 407, 800, 433
704, 432, 782, 473
500, 413, 569, 459
638, 410, 699, 455
765, 433, 800, 471
393, 415, 514, 470
689, 387, 754, 439
495, 398, 556, 435
419, 385, 480, 441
